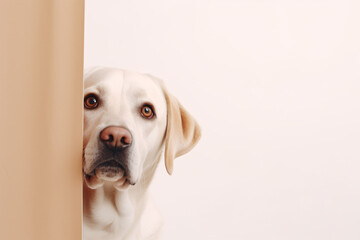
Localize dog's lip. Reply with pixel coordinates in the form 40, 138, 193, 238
83, 158, 137, 186
84, 159, 129, 180
96, 160, 123, 169
83, 170, 136, 187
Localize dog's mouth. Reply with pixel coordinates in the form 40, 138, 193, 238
95, 160, 124, 176
86, 160, 125, 177
95, 160, 123, 172
84, 160, 134, 190
84, 159, 134, 190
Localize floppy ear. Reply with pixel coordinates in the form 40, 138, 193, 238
162, 87, 201, 175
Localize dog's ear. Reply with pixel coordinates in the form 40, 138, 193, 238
161, 85, 201, 175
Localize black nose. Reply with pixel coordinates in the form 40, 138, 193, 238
100, 126, 132, 150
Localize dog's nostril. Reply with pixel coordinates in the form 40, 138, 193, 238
108, 135, 114, 142
121, 136, 130, 145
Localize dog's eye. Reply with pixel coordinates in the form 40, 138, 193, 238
84, 94, 99, 109
140, 105, 154, 119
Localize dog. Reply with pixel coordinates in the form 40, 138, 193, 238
83, 67, 201, 240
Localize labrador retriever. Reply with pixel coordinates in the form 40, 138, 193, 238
83, 67, 201, 240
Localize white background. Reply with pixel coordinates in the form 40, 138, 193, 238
84, 1, 360, 239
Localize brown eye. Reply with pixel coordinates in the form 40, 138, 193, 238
84, 94, 99, 109
141, 105, 154, 119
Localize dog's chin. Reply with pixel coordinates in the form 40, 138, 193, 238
84, 164, 130, 190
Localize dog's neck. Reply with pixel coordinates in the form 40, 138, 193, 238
83, 155, 161, 239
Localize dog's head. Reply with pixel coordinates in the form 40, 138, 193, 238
83, 67, 201, 190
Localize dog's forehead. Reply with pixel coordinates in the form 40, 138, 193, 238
84, 67, 122, 88
84, 68, 163, 99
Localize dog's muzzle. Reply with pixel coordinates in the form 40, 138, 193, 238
85, 126, 133, 182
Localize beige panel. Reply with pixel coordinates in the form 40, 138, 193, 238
0, 0, 84, 239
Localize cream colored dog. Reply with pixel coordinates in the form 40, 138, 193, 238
83, 67, 201, 240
